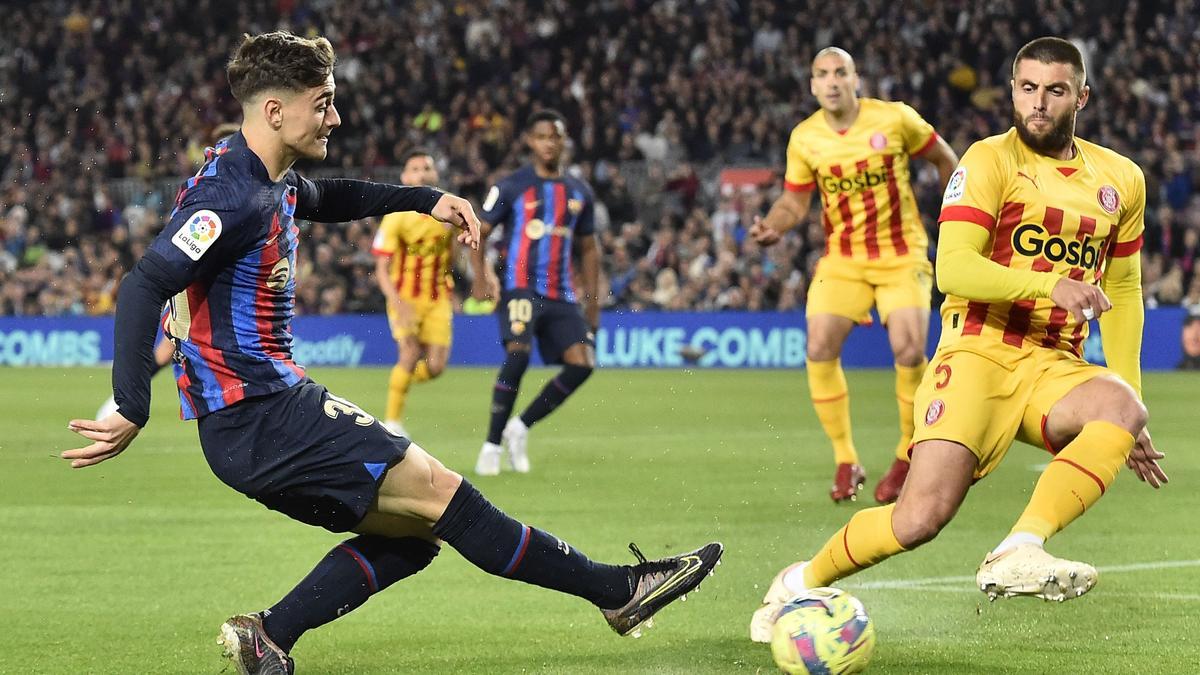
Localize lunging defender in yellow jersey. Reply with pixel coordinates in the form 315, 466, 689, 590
372, 150, 486, 436
750, 38, 1169, 643
751, 47, 958, 503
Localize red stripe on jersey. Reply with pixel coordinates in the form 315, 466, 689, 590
939, 205, 997, 231
1042, 215, 1096, 348
1112, 234, 1143, 257
784, 180, 816, 192
187, 286, 246, 407
856, 159, 881, 259
1002, 207, 1061, 347
829, 165, 855, 257
176, 369, 197, 420
394, 240, 408, 298
430, 252, 442, 301
989, 202, 1026, 265
962, 301, 990, 336
411, 241, 425, 298
513, 187, 538, 289
546, 183, 567, 300
820, 193, 833, 256
882, 155, 908, 257
912, 133, 939, 157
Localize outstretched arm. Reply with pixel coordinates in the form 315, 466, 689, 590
294, 177, 480, 248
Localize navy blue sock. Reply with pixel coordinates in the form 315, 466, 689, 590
432, 480, 633, 609
519, 364, 592, 427
487, 350, 530, 444
262, 536, 440, 652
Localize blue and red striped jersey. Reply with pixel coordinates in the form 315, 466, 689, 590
481, 166, 596, 302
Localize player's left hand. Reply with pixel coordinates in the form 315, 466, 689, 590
62, 412, 141, 468
431, 193, 481, 250
1126, 426, 1167, 488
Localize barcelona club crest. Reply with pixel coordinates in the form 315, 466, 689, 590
510, 321, 526, 335
567, 198, 584, 215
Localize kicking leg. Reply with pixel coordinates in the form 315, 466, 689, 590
750, 439, 975, 642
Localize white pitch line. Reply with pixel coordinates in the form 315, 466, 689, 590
849, 558, 1200, 590
841, 585, 1200, 602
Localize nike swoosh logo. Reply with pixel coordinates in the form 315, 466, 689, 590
640, 555, 704, 606
265, 234, 279, 246
526, 200, 541, 209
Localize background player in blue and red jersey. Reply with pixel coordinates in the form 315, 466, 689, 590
60, 32, 721, 675
472, 110, 601, 475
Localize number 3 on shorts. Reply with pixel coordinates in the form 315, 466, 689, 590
508, 298, 533, 322
324, 393, 375, 426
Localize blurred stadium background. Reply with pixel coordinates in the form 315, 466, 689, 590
2, 1, 1200, 673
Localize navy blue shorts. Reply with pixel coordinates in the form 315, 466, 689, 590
197, 379, 409, 533
498, 290, 594, 364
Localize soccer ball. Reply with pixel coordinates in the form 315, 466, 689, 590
769, 587, 876, 674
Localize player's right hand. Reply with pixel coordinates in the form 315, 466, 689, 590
62, 412, 141, 468
749, 216, 781, 247
431, 193, 481, 250
1050, 277, 1112, 323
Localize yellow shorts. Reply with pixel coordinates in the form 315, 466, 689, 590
911, 340, 1113, 479
806, 255, 932, 324
387, 298, 452, 347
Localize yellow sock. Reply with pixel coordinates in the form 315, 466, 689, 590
1011, 420, 1134, 540
386, 365, 413, 422
804, 505, 906, 587
412, 360, 432, 383
807, 358, 857, 464
893, 360, 927, 461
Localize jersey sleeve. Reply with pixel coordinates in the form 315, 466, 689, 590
575, 185, 596, 236
481, 180, 513, 228
371, 214, 401, 257
147, 184, 251, 284
898, 102, 939, 156
1111, 163, 1146, 258
937, 141, 1006, 231
783, 128, 816, 193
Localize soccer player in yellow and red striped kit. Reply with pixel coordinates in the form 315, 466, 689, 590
752, 47, 959, 503
750, 38, 1168, 643
373, 149, 486, 436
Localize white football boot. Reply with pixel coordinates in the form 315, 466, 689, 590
749, 561, 809, 643
474, 442, 503, 476
502, 417, 531, 473
976, 544, 1098, 602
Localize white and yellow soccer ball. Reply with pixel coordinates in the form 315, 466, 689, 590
769, 587, 876, 674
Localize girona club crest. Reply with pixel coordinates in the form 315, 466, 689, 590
869, 132, 888, 150
924, 399, 945, 426
1097, 185, 1119, 214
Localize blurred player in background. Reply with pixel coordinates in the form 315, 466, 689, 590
96, 122, 242, 420
751, 47, 959, 503
472, 109, 600, 476
63, 32, 722, 675
372, 149, 487, 436
750, 37, 1166, 643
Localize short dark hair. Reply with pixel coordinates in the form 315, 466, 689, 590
1013, 37, 1086, 91
226, 31, 336, 104
527, 109, 567, 131
402, 148, 434, 166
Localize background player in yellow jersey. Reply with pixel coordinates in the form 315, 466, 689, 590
750, 38, 1169, 643
751, 47, 959, 503
372, 149, 483, 436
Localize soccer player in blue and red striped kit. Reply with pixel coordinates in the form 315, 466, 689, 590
472, 110, 602, 475
61, 32, 720, 675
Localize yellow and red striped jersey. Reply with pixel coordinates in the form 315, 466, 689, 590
371, 212, 454, 302
785, 97, 939, 261
937, 128, 1145, 355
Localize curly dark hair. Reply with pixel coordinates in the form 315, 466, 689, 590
226, 31, 336, 103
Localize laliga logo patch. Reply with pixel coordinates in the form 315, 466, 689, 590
924, 399, 945, 426
1097, 185, 1119, 214
869, 132, 888, 150
942, 167, 966, 204
172, 210, 222, 261
524, 218, 546, 240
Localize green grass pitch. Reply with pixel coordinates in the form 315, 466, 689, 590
1, 367, 1196, 673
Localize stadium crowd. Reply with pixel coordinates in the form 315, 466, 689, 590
2, 0, 1200, 317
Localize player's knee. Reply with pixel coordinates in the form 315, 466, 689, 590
892, 344, 926, 368
891, 503, 951, 549
807, 340, 840, 362
426, 361, 446, 378
1118, 396, 1148, 435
